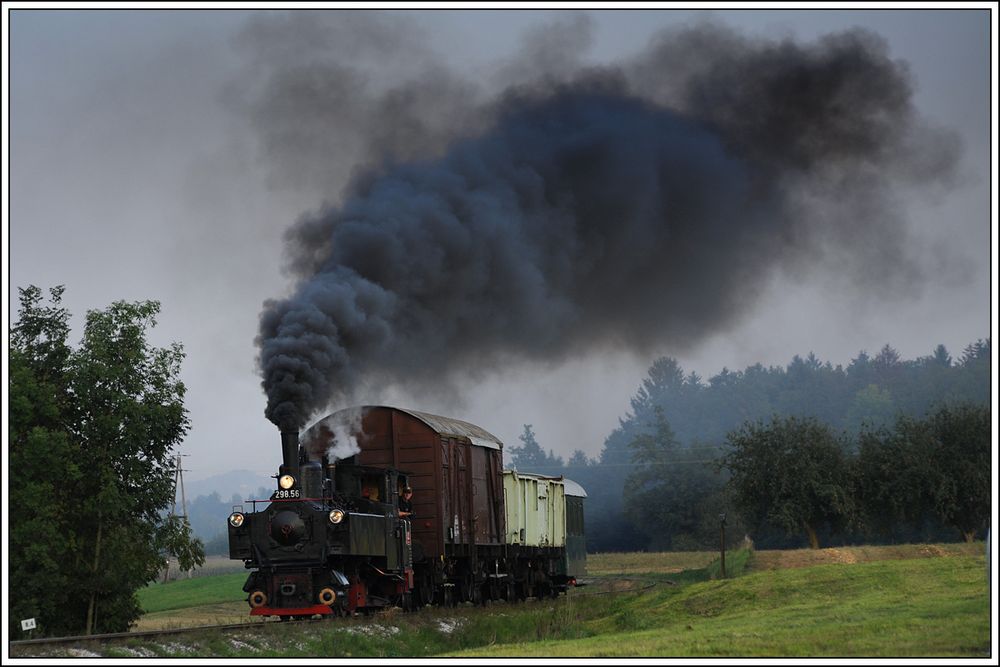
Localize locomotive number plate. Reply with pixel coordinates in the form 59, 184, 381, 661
273, 489, 301, 500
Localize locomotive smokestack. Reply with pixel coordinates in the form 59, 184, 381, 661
280, 431, 300, 478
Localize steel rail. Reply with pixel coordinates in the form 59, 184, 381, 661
9, 619, 275, 648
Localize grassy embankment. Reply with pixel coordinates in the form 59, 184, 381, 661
18, 543, 987, 658
455, 547, 988, 657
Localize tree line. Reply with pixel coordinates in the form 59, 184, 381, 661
722, 405, 989, 549
507, 342, 991, 552
9, 286, 204, 637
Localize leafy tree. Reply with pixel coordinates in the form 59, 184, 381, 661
856, 403, 990, 542
721, 416, 854, 549
9, 287, 81, 638
566, 449, 592, 469
507, 424, 562, 471
930, 344, 952, 367
162, 515, 207, 574
959, 339, 990, 365
622, 408, 723, 550
582, 425, 643, 552
845, 384, 897, 436
923, 403, 991, 541
855, 416, 940, 537
872, 344, 902, 375
9, 286, 201, 637
952, 339, 991, 407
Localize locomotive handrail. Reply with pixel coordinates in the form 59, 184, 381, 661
246, 497, 331, 512
247, 497, 328, 503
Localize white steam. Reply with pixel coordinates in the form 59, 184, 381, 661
306, 407, 365, 462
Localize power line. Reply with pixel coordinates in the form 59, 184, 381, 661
509, 460, 723, 470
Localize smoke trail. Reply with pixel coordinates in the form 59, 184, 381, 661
254, 21, 958, 432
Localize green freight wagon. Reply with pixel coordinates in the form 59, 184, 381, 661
502, 470, 587, 589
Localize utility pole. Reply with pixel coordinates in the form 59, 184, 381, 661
719, 513, 727, 578
163, 453, 191, 582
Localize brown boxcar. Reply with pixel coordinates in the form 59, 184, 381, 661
301, 406, 506, 567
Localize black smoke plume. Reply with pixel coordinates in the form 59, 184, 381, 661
254, 20, 958, 432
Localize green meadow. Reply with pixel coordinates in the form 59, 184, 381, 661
453, 553, 989, 657
138, 573, 248, 614
14, 543, 989, 658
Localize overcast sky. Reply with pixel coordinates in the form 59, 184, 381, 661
5, 7, 995, 483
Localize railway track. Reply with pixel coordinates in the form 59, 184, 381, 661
9, 578, 660, 654
9, 619, 274, 650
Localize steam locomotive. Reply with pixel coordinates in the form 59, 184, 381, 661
227, 406, 586, 617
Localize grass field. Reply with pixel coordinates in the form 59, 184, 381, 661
138, 573, 248, 613
15, 542, 989, 658
453, 552, 989, 657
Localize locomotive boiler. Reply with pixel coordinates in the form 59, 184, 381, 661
227, 405, 586, 617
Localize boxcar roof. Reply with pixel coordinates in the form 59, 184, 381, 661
311, 406, 504, 450
562, 478, 588, 498
396, 407, 504, 450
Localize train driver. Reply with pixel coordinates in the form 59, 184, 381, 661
398, 486, 414, 518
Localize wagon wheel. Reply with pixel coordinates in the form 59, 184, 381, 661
417, 574, 434, 608
503, 580, 516, 602
460, 572, 475, 603
472, 583, 484, 606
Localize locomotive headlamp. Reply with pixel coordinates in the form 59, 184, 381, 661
328, 509, 345, 524
228, 512, 245, 528
278, 474, 295, 490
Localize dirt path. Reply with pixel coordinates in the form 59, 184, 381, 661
749, 542, 982, 571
